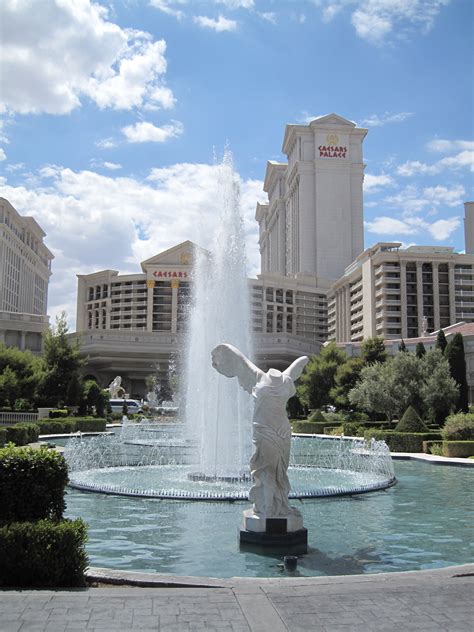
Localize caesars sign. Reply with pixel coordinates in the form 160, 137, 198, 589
318, 133, 347, 158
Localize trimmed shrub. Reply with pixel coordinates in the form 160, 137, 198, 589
49, 409, 69, 419
0, 445, 68, 524
36, 419, 77, 435
308, 409, 326, 423
324, 425, 344, 435
0, 428, 6, 447
341, 421, 364, 436
395, 406, 428, 433
442, 413, 474, 441
364, 429, 442, 452
74, 417, 107, 432
5, 425, 28, 446
0, 519, 88, 587
442, 441, 474, 458
292, 421, 324, 434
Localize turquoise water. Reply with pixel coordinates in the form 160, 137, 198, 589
64, 460, 473, 578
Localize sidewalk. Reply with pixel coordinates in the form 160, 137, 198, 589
1, 564, 473, 631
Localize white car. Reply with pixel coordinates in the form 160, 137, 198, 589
109, 399, 142, 414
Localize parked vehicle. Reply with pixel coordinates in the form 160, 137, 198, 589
109, 399, 142, 414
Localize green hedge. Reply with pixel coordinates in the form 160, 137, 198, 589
442, 441, 474, 458
0, 427, 6, 447
364, 429, 442, 452
36, 419, 77, 435
292, 421, 340, 434
49, 409, 69, 419
0, 445, 68, 524
0, 519, 88, 587
36, 417, 107, 435
4, 423, 40, 446
442, 413, 474, 441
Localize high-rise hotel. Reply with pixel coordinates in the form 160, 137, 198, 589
0, 198, 53, 352
74, 115, 474, 397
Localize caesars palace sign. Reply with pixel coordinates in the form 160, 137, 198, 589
318, 133, 347, 158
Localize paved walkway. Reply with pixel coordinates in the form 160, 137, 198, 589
1, 565, 473, 631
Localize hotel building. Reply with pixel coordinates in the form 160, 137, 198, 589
327, 243, 474, 342
0, 198, 53, 352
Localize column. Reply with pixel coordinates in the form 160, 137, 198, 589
171, 279, 179, 334
146, 279, 154, 332
400, 261, 407, 339
432, 262, 440, 331
448, 263, 456, 324
20, 330, 26, 351
416, 262, 424, 336
345, 286, 351, 342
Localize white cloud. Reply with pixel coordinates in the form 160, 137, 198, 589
149, 0, 186, 19
364, 173, 395, 193
0, 0, 174, 115
90, 160, 122, 171
95, 137, 118, 150
215, 0, 254, 7
319, 0, 450, 45
0, 161, 264, 325
397, 150, 474, 176
361, 112, 414, 127
193, 15, 238, 31
427, 217, 461, 240
426, 139, 474, 153
366, 214, 460, 241
422, 184, 465, 207
0, 148, 6, 161
383, 184, 465, 215
122, 120, 183, 143
258, 12, 277, 24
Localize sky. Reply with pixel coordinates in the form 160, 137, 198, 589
0, 0, 473, 329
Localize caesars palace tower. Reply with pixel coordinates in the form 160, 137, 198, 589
256, 113, 366, 288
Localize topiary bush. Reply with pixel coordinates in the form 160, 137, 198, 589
395, 406, 428, 433
292, 421, 324, 434
0, 445, 68, 524
4, 424, 29, 446
74, 417, 107, 432
442, 413, 474, 441
0, 519, 88, 587
308, 409, 326, 423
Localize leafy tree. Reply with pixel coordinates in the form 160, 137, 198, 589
0, 366, 19, 408
0, 344, 42, 407
444, 333, 469, 412
297, 343, 347, 410
66, 374, 83, 407
348, 361, 398, 420
435, 329, 447, 354
420, 350, 459, 425
361, 337, 387, 364
83, 380, 108, 417
36, 312, 83, 407
330, 357, 364, 410
398, 339, 407, 353
415, 342, 426, 358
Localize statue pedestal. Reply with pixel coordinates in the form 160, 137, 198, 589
239, 509, 308, 548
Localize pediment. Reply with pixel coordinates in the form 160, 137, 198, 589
309, 113, 355, 128
141, 240, 201, 270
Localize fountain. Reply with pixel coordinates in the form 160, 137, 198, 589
64, 151, 395, 502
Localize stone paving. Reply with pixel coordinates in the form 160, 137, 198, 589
0, 565, 472, 632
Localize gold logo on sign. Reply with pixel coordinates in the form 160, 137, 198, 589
326, 134, 339, 146
171, 278, 180, 289
146, 279, 155, 289
180, 252, 192, 265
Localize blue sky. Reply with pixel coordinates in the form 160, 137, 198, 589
0, 0, 472, 327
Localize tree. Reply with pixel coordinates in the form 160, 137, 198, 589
36, 312, 83, 407
361, 337, 387, 364
330, 357, 364, 410
83, 380, 108, 417
0, 344, 43, 407
395, 406, 428, 433
435, 329, 448, 354
0, 366, 19, 408
420, 350, 458, 425
398, 339, 407, 353
444, 333, 469, 412
415, 342, 426, 358
297, 343, 347, 410
348, 361, 398, 420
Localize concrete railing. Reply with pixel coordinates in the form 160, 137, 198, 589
0, 411, 39, 426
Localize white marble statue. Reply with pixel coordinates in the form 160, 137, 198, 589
211, 343, 308, 518
107, 376, 125, 399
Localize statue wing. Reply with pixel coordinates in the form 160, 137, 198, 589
211, 343, 263, 394
283, 356, 309, 382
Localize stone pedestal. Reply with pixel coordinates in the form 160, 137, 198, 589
239, 508, 308, 548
